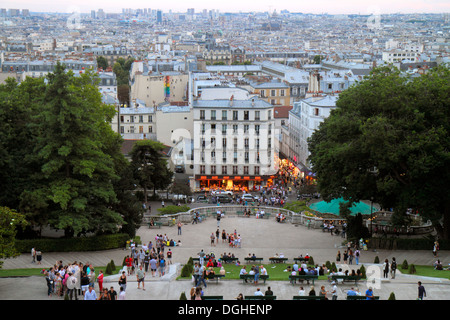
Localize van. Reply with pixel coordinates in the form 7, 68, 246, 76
216, 194, 232, 203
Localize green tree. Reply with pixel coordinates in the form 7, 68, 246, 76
308, 66, 450, 239
0, 206, 27, 268
130, 140, 173, 203
96, 56, 109, 70
24, 62, 124, 237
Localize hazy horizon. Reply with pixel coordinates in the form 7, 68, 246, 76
2, 0, 450, 15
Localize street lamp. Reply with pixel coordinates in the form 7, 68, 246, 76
370, 196, 374, 236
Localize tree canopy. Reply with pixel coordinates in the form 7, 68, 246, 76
0, 63, 142, 238
308, 65, 450, 239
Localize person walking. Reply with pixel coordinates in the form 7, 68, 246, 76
84, 284, 97, 300
331, 281, 338, 300
418, 281, 426, 300
31, 247, 36, 264
118, 271, 127, 292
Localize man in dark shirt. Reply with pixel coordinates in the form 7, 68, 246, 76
265, 286, 274, 296
108, 286, 117, 300
418, 281, 426, 300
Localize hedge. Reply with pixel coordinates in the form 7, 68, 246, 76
15, 233, 130, 253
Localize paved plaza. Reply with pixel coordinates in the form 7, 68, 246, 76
1, 203, 449, 301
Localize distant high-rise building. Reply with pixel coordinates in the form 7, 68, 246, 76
157, 10, 162, 23
91, 10, 96, 19
22, 9, 29, 17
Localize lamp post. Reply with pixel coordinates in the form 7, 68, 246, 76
370, 197, 374, 236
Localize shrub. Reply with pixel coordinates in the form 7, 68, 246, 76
308, 256, 315, 266
157, 205, 190, 215
374, 256, 380, 263
409, 264, 416, 274
180, 292, 187, 300
401, 260, 409, 270
325, 261, 332, 270
331, 262, 337, 272
105, 262, 113, 275
110, 259, 116, 271
388, 292, 396, 300
359, 265, 366, 278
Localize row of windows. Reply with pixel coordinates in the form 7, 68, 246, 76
119, 115, 153, 123
199, 165, 260, 175
200, 124, 272, 135
199, 109, 272, 121
200, 137, 272, 149
120, 126, 153, 134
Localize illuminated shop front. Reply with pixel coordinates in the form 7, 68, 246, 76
195, 175, 275, 192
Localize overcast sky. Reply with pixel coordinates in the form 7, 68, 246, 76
3, 0, 449, 14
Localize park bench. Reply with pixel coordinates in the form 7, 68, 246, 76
202, 296, 224, 300
346, 295, 380, 300
148, 221, 162, 229
220, 257, 239, 264
293, 257, 309, 263
236, 211, 250, 217
293, 295, 326, 300
206, 274, 225, 284
269, 257, 288, 263
245, 295, 276, 300
244, 257, 263, 264
329, 275, 362, 285
239, 274, 269, 284
289, 274, 319, 285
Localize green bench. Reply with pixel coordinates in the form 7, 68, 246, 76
293, 295, 326, 300
148, 221, 162, 229
330, 275, 362, 285
220, 257, 239, 264
206, 274, 225, 283
202, 296, 224, 300
269, 257, 288, 263
236, 211, 249, 217
244, 257, 263, 264
289, 274, 319, 285
240, 274, 269, 284
245, 295, 276, 300
347, 295, 380, 300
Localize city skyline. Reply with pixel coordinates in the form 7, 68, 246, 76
2, 0, 449, 15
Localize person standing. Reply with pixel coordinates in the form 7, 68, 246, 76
118, 271, 127, 292
118, 286, 126, 300
418, 281, 426, 300
108, 286, 117, 300
36, 249, 42, 265
66, 272, 78, 300
177, 221, 182, 235
84, 284, 97, 300
390, 257, 397, 279
331, 281, 338, 300
354, 249, 360, 265
31, 247, 36, 264
383, 259, 389, 278
136, 265, 146, 291
149, 256, 157, 277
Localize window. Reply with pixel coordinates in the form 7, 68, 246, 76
211, 165, 216, 174
200, 110, 205, 120
222, 110, 227, 120
211, 110, 216, 120
120, 115, 124, 122
244, 125, 249, 133
222, 151, 227, 162
130, 116, 134, 123
139, 115, 144, 123
255, 111, 260, 120
244, 166, 249, 174
130, 126, 135, 133
268, 110, 272, 120
148, 115, 153, 122
201, 124, 206, 134
222, 138, 227, 148
233, 166, 238, 175
210, 137, 216, 147
244, 111, 249, 120
260, 90, 265, 98
280, 89, 285, 97
200, 165, 206, 174
120, 126, 124, 134
271, 89, 276, 96
222, 124, 227, 135
245, 152, 249, 163
233, 124, 238, 134
244, 138, 249, 148
314, 108, 319, 116
255, 125, 260, 135
211, 151, 216, 159
233, 110, 238, 120
222, 166, 227, 174
139, 126, 144, 133
211, 123, 216, 134
255, 166, 260, 175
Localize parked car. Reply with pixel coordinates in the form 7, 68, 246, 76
216, 194, 232, 203
211, 189, 233, 196
241, 193, 254, 201
196, 195, 209, 203
175, 165, 185, 173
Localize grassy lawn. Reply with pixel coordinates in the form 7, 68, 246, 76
0, 266, 109, 278
179, 262, 329, 281
401, 265, 450, 279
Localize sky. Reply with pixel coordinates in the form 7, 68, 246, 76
2, 0, 449, 14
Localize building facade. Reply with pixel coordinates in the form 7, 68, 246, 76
192, 97, 278, 192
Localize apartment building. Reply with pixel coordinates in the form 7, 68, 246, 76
192, 97, 278, 192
